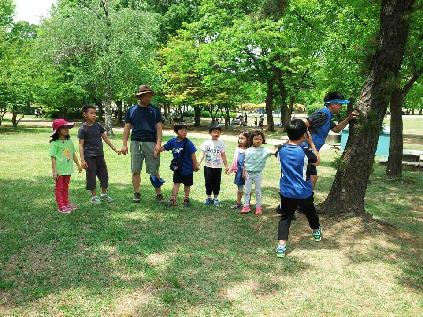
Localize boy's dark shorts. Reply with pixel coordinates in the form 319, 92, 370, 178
173, 172, 193, 186
309, 165, 317, 176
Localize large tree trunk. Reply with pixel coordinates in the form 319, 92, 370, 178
265, 75, 275, 132
194, 106, 201, 126
322, 0, 415, 215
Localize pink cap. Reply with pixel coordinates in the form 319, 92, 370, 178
51, 118, 74, 136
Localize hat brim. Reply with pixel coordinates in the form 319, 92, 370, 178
135, 91, 154, 98
51, 123, 75, 136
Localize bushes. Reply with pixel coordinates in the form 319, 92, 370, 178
182, 110, 238, 119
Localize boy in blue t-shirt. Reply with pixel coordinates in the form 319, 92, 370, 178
276, 119, 322, 258
160, 124, 199, 207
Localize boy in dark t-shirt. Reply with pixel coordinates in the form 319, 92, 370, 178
78, 105, 121, 204
276, 119, 322, 258
160, 124, 199, 208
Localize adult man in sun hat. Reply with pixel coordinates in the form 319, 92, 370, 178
303, 91, 359, 188
121, 85, 165, 203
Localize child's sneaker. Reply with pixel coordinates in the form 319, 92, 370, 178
156, 193, 164, 202
133, 192, 141, 203
91, 196, 101, 205
213, 199, 220, 207
183, 198, 191, 208
168, 197, 176, 207
241, 205, 251, 214
312, 227, 322, 241
276, 245, 287, 258
204, 198, 213, 206
255, 206, 263, 215
57, 206, 72, 214
66, 203, 78, 211
231, 203, 242, 210
100, 193, 113, 203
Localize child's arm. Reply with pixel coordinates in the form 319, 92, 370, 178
51, 157, 58, 181
192, 153, 199, 172
305, 131, 320, 166
73, 153, 83, 173
79, 139, 88, 169
221, 152, 229, 174
198, 151, 205, 166
101, 132, 121, 154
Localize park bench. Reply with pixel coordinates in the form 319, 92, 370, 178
379, 150, 423, 168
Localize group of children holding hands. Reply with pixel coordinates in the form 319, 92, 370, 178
49, 105, 322, 258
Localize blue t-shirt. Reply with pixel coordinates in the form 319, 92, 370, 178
125, 104, 163, 142
163, 137, 197, 175
278, 143, 318, 199
307, 106, 336, 151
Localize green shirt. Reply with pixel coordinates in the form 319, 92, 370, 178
245, 146, 272, 173
49, 139, 76, 175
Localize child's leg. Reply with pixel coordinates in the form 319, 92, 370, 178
96, 156, 109, 194
85, 157, 97, 197
243, 174, 253, 207
62, 175, 71, 206
299, 195, 320, 230
212, 168, 222, 198
55, 176, 65, 209
171, 183, 181, 199
237, 185, 244, 204
254, 172, 263, 208
204, 167, 213, 197
278, 195, 298, 246
184, 185, 190, 200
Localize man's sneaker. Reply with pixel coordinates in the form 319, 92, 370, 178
66, 203, 78, 211
183, 198, 191, 208
204, 198, 213, 206
276, 245, 287, 258
241, 205, 251, 214
156, 193, 164, 202
231, 203, 242, 210
213, 199, 220, 207
133, 192, 141, 203
255, 206, 263, 215
312, 228, 322, 241
57, 206, 72, 214
91, 196, 101, 205
100, 193, 113, 203
168, 197, 176, 207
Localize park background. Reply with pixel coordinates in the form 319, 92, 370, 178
1, 0, 422, 316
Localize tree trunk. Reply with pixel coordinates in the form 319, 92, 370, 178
386, 70, 421, 177
265, 76, 275, 132
95, 99, 104, 121
224, 106, 230, 127
322, 0, 415, 215
386, 87, 403, 177
103, 99, 114, 136
116, 100, 123, 123
194, 106, 201, 126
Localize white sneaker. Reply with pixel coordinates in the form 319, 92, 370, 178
100, 194, 113, 203
91, 196, 101, 204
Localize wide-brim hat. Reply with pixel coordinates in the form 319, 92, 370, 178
135, 85, 154, 98
51, 118, 74, 136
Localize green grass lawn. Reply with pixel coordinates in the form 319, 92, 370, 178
0, 127, 422, 316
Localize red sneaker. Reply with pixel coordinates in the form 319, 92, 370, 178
241, 205, 251, 214
57, 206, 72, 214
255, 206, 263, 215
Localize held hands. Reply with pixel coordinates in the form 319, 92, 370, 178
225, 166, 230, 175
52, 171, 58, 181
78, 165, 83, 173
153, 144, 162, 158
81, 160, 88, 169
121, 145, 129, 155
